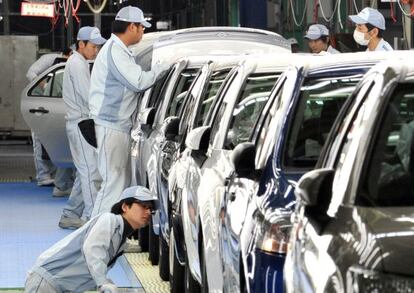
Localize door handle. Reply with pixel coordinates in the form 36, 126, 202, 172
29, 107, 49, 114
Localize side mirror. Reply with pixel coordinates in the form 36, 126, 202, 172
185, 126, 211, 153
163, 116, 180, 141
231, 142, 257, 179
139, 107, 156, 133
295, 168, 334, 234
295, 168, 334, 206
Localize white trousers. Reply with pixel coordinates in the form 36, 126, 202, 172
91, 125, 131, 217
65, 120, 101, 220
25, 272, 58, 293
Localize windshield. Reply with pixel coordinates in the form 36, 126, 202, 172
283, 74, 362, 169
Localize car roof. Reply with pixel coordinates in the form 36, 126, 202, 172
156, 26, 290, 49
130, 31, 175, 56
303, 51, 412, 75
365, 53, 414, 83
179, 55, 244, 69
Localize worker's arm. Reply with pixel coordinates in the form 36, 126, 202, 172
108, 43, 169, 92
82, 214, 116, 287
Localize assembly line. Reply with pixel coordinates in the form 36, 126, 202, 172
1, 1, 414, 292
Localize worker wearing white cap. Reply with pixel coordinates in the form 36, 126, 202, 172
304, 24, 340, 54
349, 7, 393, 51
59, 26, 106, 229
89, 6, 169, 217
25, 186, 158, 293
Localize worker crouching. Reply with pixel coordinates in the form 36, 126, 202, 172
24, 185, 158, 293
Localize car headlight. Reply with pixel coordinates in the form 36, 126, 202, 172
253, 211, 292, 254
347, 266, 414, 293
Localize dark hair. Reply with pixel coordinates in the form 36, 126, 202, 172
319, 36, 329, 44
110, 198, 137, 214
75, 40, 89, 50
62, 47, 72, 56
112, 20, 131, 34
366, 23, 383, 38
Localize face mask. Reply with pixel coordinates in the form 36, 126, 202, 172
353, 30, 370, 46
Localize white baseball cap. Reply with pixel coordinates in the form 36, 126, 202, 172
119, 185, 159, 210
77, 26, 106, 45
115, 6, 151, 28
349, 7, 386, 30
304, 24, 329, 40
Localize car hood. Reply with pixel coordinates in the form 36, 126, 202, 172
361, 207, 414, 276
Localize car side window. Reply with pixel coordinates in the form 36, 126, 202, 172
255, 75, 291, 169
322, 78, 379, 217
283, 74, 362, 169
223, 72, 279, 150
165, 68, 199, 118
147, 69, 172, 109
194, 69, 230, 128
29, 67, 64, 98
359, 84, 414, 207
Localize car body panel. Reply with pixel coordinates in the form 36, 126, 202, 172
20, 63, 72, 167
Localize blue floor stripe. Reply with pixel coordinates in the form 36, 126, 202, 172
0, 182, 141, 289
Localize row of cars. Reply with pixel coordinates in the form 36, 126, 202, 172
21, 26, 414, 292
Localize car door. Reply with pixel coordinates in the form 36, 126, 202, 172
219, 70, 294, 292
199, 69, 282, 291
21, 63, 72, 167
286, 74, 383, 293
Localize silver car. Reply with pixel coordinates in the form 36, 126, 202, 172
175, 54, 294, 292
131, 27, 290, 266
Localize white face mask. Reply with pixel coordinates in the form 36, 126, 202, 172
353, 30, 370, 46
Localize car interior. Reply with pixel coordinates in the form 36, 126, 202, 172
360, 85, 414, 206
284, 77, 358, 169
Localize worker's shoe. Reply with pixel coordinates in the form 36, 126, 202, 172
123, 239, 142, 253
52, 187, 72, 197
37, 177, 54, 186
58, 215, 86, 230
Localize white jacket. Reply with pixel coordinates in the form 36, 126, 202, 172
63, 51, 91, 121
89, 34, 167, 133
26, 53, 62, 82
30, 213, 126, 293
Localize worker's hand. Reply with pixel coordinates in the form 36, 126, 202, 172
99, 283, 118, 293
153, 60, 170, 75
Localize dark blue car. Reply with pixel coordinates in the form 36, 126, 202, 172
219, 52, 393, 293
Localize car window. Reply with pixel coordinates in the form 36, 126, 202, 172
165, 68, 199, 118
194, 69, 230, 128
223, 72, 279, 150
147, 69, 172, 109
359, 84, 414, 206
29, 67, 64, 98
283, 74, 362, 169
254, 76, 288, 169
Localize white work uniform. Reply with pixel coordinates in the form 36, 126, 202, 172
327, 45, 341, 54
25, 213, 127, 293
368, 38, 393, 51
89, 34, 167, 216
62, 51, 101, 220
26, 53, 62, 82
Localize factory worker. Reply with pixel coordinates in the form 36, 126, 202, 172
24, 185, 158, 293
59, 26, 106, 229
89, 5, 169, 217
349, 7, 393, 51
